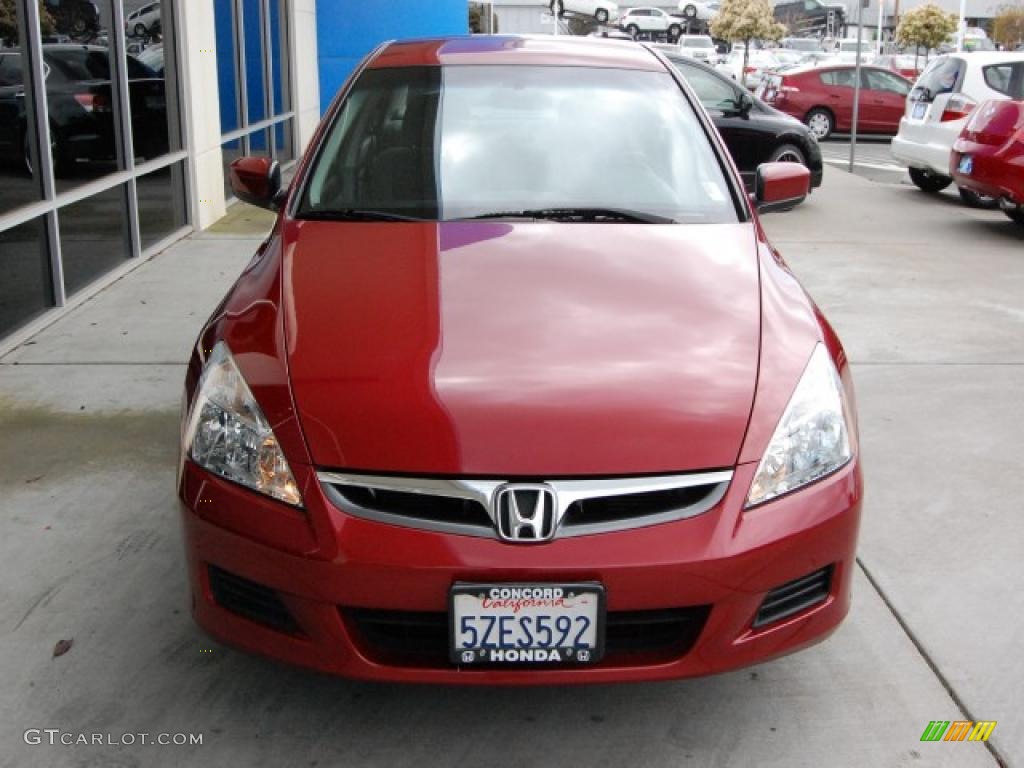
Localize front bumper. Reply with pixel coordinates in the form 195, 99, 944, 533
179, 458, 862, 684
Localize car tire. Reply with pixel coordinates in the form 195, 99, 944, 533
626, 24, 639, 37
908, 167, 952, 193
1005, 207, 1024, 227
683, 4, 697, 18
804, 108, 834, 140
668, 24, 682, 39
596, 8, 608, 23
769, 143, 807, 167
957, 186, 1000, 209
135, 22, 148, 37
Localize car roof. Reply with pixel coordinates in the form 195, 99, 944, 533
370, 36, 666, 72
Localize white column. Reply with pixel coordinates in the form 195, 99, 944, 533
292, 0, 321, 152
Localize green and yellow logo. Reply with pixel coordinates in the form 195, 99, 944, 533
920, 721, 996, 742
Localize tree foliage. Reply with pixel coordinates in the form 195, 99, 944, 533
710, 0, 785, 87
992, 5, 1024, 48
0, 0, 55, 47
895, 4, 957, 53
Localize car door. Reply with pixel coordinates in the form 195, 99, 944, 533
817, 68, 856, 130
862, 68, 910, 132
671, 58, 763, 184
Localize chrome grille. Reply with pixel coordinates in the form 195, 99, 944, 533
318, 470, 732, 540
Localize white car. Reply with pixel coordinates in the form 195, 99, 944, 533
716, 49, 782, 89
833, 39, 875, 65
677, 34, 719, 64
677, 1, 719, 22
619, 7, 684, 38
549, 0, 620, 24
125, 1, 161, 38
891, 52, 1024, 206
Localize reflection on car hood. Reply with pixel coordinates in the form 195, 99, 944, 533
283, 220, 761, 476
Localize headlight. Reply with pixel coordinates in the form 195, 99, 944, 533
746, 344, 851, 507
183, 342, 302, 507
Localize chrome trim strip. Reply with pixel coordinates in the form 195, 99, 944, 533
317, 470, 734, 540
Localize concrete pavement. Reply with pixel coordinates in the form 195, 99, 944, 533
0, 167, 1019, 767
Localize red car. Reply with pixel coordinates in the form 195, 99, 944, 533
951, 99, 1024, 227
758, 64, 913, 139
179, 36, 863, 684
874, 54, 923, 81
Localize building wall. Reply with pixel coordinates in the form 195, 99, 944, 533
315, 0, 468, 113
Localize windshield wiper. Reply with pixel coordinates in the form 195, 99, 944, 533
296, 208, 426, 222
460, 207, 676, 224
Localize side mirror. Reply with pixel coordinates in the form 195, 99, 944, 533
753, 162, 810, 213
229, 156, 283, 211
736, 92, 754, 117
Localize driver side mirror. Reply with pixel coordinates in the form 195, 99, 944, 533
732, 92, 754, 118
229, 156, 283, 211
753, 162, 810, 213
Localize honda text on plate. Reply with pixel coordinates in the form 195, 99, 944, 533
178, 35, 863, 685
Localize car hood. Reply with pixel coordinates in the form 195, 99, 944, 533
282, 220, 761, 476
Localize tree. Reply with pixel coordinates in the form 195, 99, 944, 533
0, 0, 55, 47
710, 0, 786, 88
992, 5, 1024, 49
895, 4, 956, 66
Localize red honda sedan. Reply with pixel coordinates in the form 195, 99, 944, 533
951, 99, 1024, 227
178, 36, 863, 684
759, 64, 913, 139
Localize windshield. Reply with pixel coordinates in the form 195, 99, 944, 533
299, 65, 736, 224
839, 41, 871, 52
683, 38, 714, 48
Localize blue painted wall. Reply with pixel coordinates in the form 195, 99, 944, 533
315, 0, 468, 114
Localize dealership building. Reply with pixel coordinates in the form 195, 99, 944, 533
0, 0, 466, 345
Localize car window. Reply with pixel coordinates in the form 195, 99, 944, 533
0, 54, 24, 87
982, 62, 1024, 99
683, 38, 714, 48
913, 57, 962, 99
671, 60, 739, 110
819, 69, 855, 87
301, 65, 737, 224
864, 69, 909, 95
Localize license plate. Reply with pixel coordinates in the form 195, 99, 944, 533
450, 583, 605, 665
912, 102, 927, 119
958, 155, 973, 175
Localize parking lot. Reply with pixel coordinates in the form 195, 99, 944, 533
1, 162, 1021, 767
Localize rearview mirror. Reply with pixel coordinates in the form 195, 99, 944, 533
229, 156, 283, 211
753, 162, 810, 213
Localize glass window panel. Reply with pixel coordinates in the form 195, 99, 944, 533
269, 0, 288, 115
0, 216, 53, 335
274, 118, 293, 165
60, 183, 129, 296
124, 0, 176, 161
222, 137, 243, 198
40, 0, 120, 193
247, 127, 269, 158
214, 0, 239, 133
0, 16, 43, 213
243, 0, 266, 125
137, 161, 186, 249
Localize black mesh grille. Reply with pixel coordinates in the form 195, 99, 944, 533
343, 605, 710, 668
208, 566, 302, 636
332, 486, 492, 528
753, 566, 832, 628
563, 484, 719, 527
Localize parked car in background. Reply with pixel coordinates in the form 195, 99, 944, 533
125, 1, 161, 37
716, 48, 782, 90
780, 37, 824, 53
875, 54, 921, 80
891, 53, 1024, 206
0, 45, 166, 174
184, 34, 861, 685
833, 38, 875, 64
666, 53, 823, 191
757, 64, 911, 139
676, 35, 720, 64
677, 0, 719, 22
136, 44, 165, 76
619, 7, 683, 38
550, 0, 619, 24
950, 99, 1024, 226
